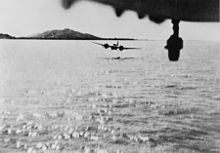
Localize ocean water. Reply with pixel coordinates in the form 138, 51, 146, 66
0, 40, 220, 153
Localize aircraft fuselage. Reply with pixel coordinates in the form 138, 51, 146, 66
111, 43, 119, 50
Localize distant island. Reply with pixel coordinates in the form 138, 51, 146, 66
0, 33, 16, 39
0, 28, 136, 40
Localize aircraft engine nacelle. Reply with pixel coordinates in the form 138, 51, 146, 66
104, 44, 109, 49
119, 46, 124, 51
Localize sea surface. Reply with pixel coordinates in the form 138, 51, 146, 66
0, 40, 220, 153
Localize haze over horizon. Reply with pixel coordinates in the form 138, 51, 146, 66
0, 0, 219, 40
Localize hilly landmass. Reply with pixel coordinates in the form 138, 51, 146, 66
27, 28, 102, 40
1, 28, 135, 40
0, 33, 15, 39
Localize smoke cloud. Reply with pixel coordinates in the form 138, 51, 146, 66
62, 0, 77, 9
61, 0, 219, 22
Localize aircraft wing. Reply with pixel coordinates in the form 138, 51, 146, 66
92, 42, 105, 46
62, 0, 219, 23
122, 47, 141, 50
92, 42, 114, 48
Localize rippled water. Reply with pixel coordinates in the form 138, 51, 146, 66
0, 40, 220, 153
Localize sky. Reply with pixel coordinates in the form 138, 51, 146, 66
0, 0, 219, 40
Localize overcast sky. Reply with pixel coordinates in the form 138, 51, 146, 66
0, 0, 219, 40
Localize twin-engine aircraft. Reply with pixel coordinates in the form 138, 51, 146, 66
92, 41, 140, 51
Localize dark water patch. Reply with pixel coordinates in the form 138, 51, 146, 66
111, 103, 131, 109
165, 85, 178, 89
176, 140, 218, 153
138, 100, 155, 105
166, 117, 220, 136
83, 91, 101, 97
158, 134, 199, 144
102, 57, 135, 61
213, 96, 220, 101
139, 125, 209, 144
179, 75, 193, 79
117, 113, 134, 118
105, 85, 122, 89
110, 138, 130, 145
163, 85, 183, 97
202, 124, 220, 134
116, 118, 148, 125
165, 95, 180, 99
164, 85, 198, 93
139, 128, 170, 135
156, 127, 208, 146
178, 86, 198, 91
160, 107, 201, 116
40, 105, 74, 111
208, 112, 220, 117
193, 77, 211, 84
142, 127, 206, 138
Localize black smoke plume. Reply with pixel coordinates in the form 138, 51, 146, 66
62, 0, 77, 9
61, 0, 219, 22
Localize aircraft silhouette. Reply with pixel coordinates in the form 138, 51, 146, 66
61, 0, 219, 61
92, 41, 140, 51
